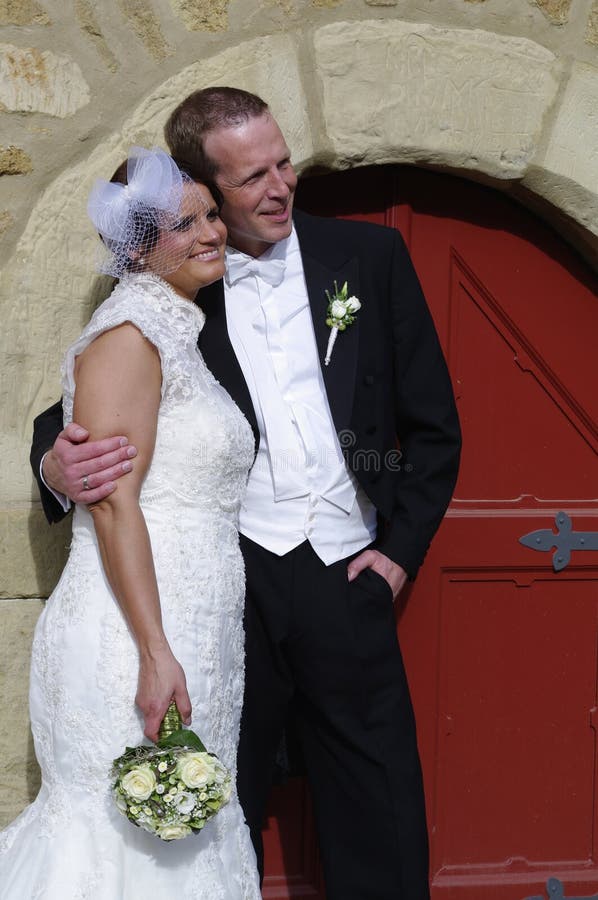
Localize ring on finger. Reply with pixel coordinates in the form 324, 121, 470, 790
82, 474, 90, 491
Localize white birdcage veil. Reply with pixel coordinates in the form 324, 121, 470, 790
87, 146, 209, 279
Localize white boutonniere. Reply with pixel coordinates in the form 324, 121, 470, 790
324, 281, 361, 366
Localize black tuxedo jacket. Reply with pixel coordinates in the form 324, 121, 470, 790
31, 209, 460, 578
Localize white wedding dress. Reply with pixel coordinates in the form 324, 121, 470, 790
0, 274, 260, 899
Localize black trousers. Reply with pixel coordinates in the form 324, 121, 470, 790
236, 536, 430, 900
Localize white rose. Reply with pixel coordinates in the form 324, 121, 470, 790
221, 778, 232, 804
211, 761, 228, 784
121, 765, 156, 802
346, 296, 361, 312
115, 792, 128, 813
157, 823, 192, 841
176, 752, 216, 789
173, 791, 196, 815
330, 299, 347, 319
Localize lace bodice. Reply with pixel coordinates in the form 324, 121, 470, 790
61, 273, 254, 517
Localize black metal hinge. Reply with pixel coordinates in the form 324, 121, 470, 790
519, 511, 598, 571
523, 876, 598, 900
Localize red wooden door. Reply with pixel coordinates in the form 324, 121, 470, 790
261, 167, 598, 900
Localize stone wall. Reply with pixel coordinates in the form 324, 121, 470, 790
1, 0, 596, 826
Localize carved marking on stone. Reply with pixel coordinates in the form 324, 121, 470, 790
0, 0, 50, 25
117, 0, 171, 61
524, 60, 598, 237
170, 0, 229, 31
314, 21, 561, 179
530, 0, 572, 25
0, 146, 32, 175
0, 43, 90, 117
74, 0, 119, 72
541, 63, 598, 195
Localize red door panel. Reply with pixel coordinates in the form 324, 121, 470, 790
262, 781, 323, 898
438, 576, 596, 865
448, 253, 598, 500
261, 167, 598, 900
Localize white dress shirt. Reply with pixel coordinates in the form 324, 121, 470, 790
40, 454, 71, 512
224, 227, 376, 565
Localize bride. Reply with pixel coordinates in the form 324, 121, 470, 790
0, 147, 260, 899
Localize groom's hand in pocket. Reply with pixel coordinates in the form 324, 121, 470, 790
42, 421, 137, 504
347, 549, 408, 600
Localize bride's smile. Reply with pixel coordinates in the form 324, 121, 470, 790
145, 181, 227, 301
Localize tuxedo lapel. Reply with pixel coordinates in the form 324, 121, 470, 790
295, 213, 360, 436
196, 280, 259, 445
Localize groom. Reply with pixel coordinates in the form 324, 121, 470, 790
31, 87, 460, 899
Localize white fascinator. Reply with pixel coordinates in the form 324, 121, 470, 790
87, 146, 208, 279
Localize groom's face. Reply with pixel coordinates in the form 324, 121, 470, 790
204, 112, 297, 259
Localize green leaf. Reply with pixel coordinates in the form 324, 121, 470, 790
157, 728, 206, 753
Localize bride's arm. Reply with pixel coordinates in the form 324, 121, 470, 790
73, 322, 192, 742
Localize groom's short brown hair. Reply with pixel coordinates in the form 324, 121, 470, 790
165, 87, 269, 180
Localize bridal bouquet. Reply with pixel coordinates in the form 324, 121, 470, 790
111, 703, 232, 841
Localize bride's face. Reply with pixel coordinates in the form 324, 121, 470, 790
144, 182, 227, 300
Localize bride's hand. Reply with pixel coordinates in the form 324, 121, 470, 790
136, 644, 192, 742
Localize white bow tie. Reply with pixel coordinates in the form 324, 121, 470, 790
226, 252, 286, 287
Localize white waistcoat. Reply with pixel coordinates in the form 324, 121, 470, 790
223, 228, 376, 565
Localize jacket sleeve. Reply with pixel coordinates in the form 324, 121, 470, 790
30, 399, 70, 524
377, 232, 461, 578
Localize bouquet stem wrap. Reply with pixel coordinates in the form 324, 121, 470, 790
158, 702, 182, 741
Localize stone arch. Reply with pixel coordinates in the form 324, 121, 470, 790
1, 20, 597, 584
